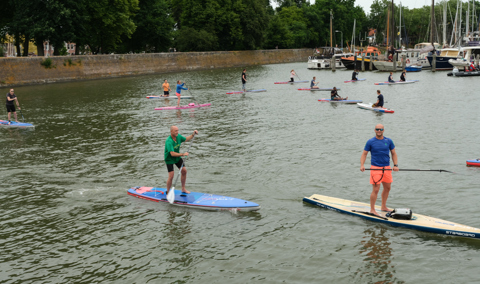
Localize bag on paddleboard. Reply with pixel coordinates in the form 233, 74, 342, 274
386, 208, 412, 220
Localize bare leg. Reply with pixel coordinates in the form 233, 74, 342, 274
380, 182, 392, 211
14, 112, 18, 122
177, 96, 181, 107
180, 167, 190, 193
7, 112, 11, 122
166, 171, 174, 194
370, 183, 381, 216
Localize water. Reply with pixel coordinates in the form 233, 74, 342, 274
1, 63, 480, 283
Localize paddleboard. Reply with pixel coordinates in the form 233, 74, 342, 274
344, 79, 366, 83
357, 103, 394, 113
155, 103, 211, 110
298, 88, 341, 91
374, 80, 418, 85
0, 120, 35, 128
128, 186, 260, 211
146, 96, 192, 99
226, 89, 267, 94
274, 80, 309, 84
303, 194, 480, 239
318, 99, 363, 104
466, 159, 480, 167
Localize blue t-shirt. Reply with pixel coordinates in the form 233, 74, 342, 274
388, 75, 394, 82
310, 80, 316, 88
176, 83, 187, 94
364, 136, 395, 167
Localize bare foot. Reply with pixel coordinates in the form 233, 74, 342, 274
182, 189, 190, 194
381, 207, 392, 212
370, 210, 381, 216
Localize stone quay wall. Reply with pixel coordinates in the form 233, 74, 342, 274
0, 49, 312, 87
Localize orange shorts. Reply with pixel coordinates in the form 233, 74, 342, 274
176, 92, 181, 97
370, 165, 393, 184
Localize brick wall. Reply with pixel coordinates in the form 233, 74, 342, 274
0, 49, 312, 87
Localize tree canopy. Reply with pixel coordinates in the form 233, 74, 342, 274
1, 0, 479, 56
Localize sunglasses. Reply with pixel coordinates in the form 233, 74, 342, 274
375, 128, 384, 131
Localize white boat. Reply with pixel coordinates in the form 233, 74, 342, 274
307, 47, 353, 69
448, 46, 480, 71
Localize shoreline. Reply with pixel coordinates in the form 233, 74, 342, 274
0, 49, 311, 87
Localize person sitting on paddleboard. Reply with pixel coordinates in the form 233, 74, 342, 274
331, 87, 347, 101
162, 79, 171, 97
290, 70, 296, 82
242, 69, 247, 92
6, 89, 21, 124
400, 70, 406, 82
372, 90, 384, 108
352, 69, 358, 81
388, 72, 395, 83
310, 76, 319, 89
360, 124, 399, 217
165, 126, 198, 195
176, 80, 188, 107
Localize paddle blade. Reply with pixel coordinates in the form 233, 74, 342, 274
167, 188, 175, 204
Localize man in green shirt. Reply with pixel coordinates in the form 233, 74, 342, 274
165, 126, 198, 194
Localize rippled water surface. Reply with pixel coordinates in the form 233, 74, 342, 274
1, 63, 480, 283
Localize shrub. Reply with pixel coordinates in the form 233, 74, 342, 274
40, 58, 55, 69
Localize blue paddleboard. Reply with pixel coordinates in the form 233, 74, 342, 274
0, 120, 35, 128
127, 186, 260, 211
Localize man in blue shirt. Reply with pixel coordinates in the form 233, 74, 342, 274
360, 124, 399, 216
372, 90, 384, 108
310, 76, 319, 89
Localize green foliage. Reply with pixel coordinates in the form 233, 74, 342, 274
40, 58, 55, 69
176, 27, 219, 52
63, 58, 76, 66
0, 45, 4, 57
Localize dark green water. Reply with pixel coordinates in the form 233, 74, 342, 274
1, 63, 480, 283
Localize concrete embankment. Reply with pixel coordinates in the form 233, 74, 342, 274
0, 49, 311, 87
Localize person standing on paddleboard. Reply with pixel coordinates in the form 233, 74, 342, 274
310, 76, 319, 89
175, 80, 188, 107
6, 89, 21, 124
165, 126, 198, 195
290, 70, 296, 82
242, 69, 247, 92
162, 79, 171, 97
360, 124, 399, 216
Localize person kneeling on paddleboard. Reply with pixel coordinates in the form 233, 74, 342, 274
360, 124, 399, 216
176, 80, 188, 107
165, 126, 198, 195
372, 90, 384, 108
400, 70, 406, 82
388, 72, 395, 83
352, 69, 358, 81
331, 87, 347, 101
310, 76, 319, 89
162, 79, 171, 97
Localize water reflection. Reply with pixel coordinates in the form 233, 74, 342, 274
354, 226, 405, 284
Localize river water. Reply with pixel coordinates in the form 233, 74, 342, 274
1, 62, 480, 283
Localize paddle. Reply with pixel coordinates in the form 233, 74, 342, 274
18, 107, 25, 122
295, 73, 302, 81
184, 83, 200, 106
167, 134, 196, 204
365, 168, 456, 173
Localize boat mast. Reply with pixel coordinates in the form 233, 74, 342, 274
391, 0, 395, 47
467, 1, 470, 41
399, 2, 402, 46
443, 0, 447, 47
431, 0, 435, 49
330, 10, 333, 48
387, 9, 390, 47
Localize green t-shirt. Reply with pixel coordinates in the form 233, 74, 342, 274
164, 134, 186, 164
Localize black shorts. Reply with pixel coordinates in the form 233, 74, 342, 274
164, 91, 169, 96
6, 105, 15, 113
166, 158, 184, 172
